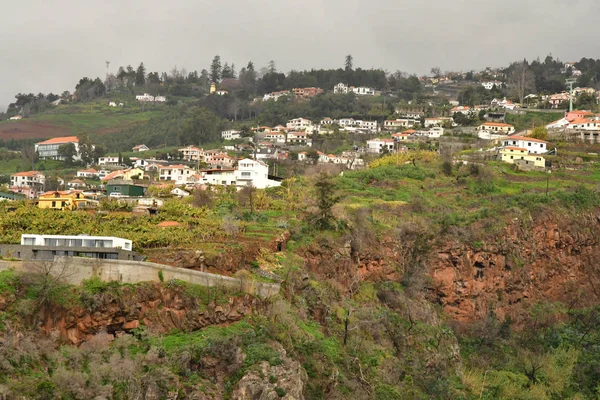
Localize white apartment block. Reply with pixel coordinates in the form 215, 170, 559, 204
11, 171, 45, 189
221, 130, 241, 140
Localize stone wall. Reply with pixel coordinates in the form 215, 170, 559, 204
0, 257, 280, 298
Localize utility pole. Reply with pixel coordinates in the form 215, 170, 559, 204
566, 78, 577, 112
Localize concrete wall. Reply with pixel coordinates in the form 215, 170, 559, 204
0, 257, 280, 299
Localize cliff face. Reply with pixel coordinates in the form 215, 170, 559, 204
301, 212, 600, 326
431, 214, 600, 324
39, 283, 257, 345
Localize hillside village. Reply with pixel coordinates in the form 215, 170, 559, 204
3, 54, 600, 399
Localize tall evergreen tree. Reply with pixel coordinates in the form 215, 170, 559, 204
135, 62, 146, 86
210, 55, 222, 83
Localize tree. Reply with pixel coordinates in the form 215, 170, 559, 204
508, 61, 535, 105
530, 126, 549, 140
237, 183, 256, 216
210, 55, 222, 83
21, 145, 38, 170
430, 67, 441, 78
135, 62, 146, 86
268, 60, 277, 74
58, 143, 76, 166
345, 54, 354, 71
77, 133, 94, 165
312, 173, 340, 230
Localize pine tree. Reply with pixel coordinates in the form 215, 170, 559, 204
135, 62, 146, 86
210, 55, 222, 83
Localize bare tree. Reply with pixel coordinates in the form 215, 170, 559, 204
508, 62, 535, 105
22, 258, 77, 309
237, 183, 256, 215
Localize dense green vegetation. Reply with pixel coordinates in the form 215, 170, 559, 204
1, 158, 600, 397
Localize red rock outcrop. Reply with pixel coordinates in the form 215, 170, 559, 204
40, 283, 257, 345
430, 214, 600, 324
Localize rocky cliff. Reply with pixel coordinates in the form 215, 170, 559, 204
39, 283, 257, 344
431, 213, 600, 324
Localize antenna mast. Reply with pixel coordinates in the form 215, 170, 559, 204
566, 78, 577, 112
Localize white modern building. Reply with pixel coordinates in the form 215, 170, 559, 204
481, 81, 503, 90
234, 159, 281, 189
76, 168, 99, 178
221, 130, 242, 140
21, 234, 132, 251
35, 136, 81, 161
334, 83, 349, 94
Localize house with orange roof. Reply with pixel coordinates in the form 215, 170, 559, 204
76, 168, 99, 178
502, 136, 548, 154
451, 106, 472, 115
178, 146, 205, 162
38, 190, 88, 210
10, 171, 45, 190
132, 144, 149, 152
477, 122, 515, 139
101, 168, 145, 182
424, 117, 455, 127
500, 147, 545, 168
35, 136, 81, 161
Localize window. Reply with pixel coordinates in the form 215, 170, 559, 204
51, 201, 56, 207
23, 238, 35, 245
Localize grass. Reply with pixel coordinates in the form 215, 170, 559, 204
28, 100, 165, 135
505, 111, 563, 131
152, 320, 253, 352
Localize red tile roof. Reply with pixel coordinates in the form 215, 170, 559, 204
507, 135, 548, 143
12, 171, 43, 177
36, 136, 79, 145
482, 122, 514, 127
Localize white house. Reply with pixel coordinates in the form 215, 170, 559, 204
76, 168, 99, 178
366, 138, 395, 154
9, 115, 22, 120
545, 118, 570, 130
98, 156, 120, 166
136, 93, 155, 102
351, 86, 376, 96
10, 171, 45, 189
426, 127, 444, 138
221, 130, 242, 140
154, 95, 167, 102
264, 133, 286, 144
159, 165, 196, 185
170, 188, 190, 197
179, 146, 204, 162
383, 119, 412, 131
502, 136, 548, 154
481, 81, 503, 90
491, 98, 518, 110
109, 102, 117, 107
358, 120, 378, 131
263, 90, 290, 101
35, 136, 81, 161
451, 106, 472, 115
234, 158, 281, 189
287, 132, 312, 146
68, 179, 86, 189
334, 83, 349, 94
286, 118, 313, 131
132, 144, 149, 152
477, 123, 515, 139
424, 117, 454, 127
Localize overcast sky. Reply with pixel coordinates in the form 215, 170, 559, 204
1, 0, 599, 110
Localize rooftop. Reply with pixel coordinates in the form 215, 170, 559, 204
36, 136, 79, 145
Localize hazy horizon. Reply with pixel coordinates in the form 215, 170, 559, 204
2, 0, 599, 111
